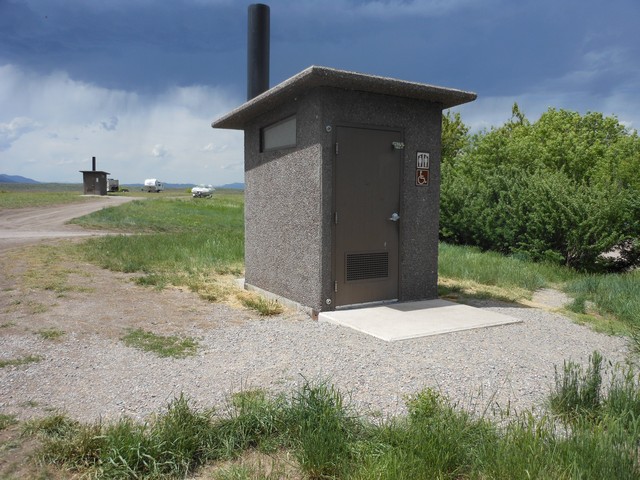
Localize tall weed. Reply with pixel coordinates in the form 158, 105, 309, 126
27, 365, 640, 479
211, 390, 285, 459
566, 271, 640, 327
549, 351, 604, 419
439, 242, 571, 293
284, 380, 359, 479
604, 366, 640, 431
148, 394, 215, 476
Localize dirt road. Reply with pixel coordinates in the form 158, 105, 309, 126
0, 195, 136, 253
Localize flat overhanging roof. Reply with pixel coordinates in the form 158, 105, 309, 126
212, 66, 477, 130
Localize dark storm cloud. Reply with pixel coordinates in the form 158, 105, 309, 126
2, 0, 638, 101
1, 0, 639, 183
0, 0, 247, 92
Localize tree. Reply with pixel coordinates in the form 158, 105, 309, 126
441, 110, 470, 166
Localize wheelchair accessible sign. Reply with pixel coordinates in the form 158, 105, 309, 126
416, 152, 429, 186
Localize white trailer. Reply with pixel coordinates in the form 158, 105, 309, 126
142, 179, 164, 192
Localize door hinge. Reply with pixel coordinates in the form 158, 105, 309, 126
334, 211, 338, 224
335, 142, 339, 155
334, 281, 338, 293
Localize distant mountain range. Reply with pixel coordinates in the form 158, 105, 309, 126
216, 182, 244, 190
0, 174, 40, 184
0, 174, 244, 190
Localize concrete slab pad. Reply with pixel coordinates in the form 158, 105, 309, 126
318, 299, 521, 341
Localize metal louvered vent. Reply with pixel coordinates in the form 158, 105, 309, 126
346, 252, 389, 281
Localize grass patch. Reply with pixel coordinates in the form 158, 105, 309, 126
121, 329, 199, 358
16, 243, 93, 296
237, 291, 284, 316
550, 351, 640, 425
438, 277, 530, 303
0, 183, 90, 209
439, 243, 640, 333
549, 351, 604, 420
83, 230, 243, 276
439, 242, 573, 296
23, 414, 79, 439
565, 271, 640, 327
0, 414, 18, 431
0, 355, 42, 368
36, 329, 65, 341
75, 193, 245, 301
209, 452, 295, 479
29, 395, 215, 478
7, 299, 49, 315
25, 362, 640, 480
0, 183, 190, 208
71, 192, 243, 234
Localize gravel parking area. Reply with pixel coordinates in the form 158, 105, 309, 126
0, 200, 630, 423
0, 257, 629, 423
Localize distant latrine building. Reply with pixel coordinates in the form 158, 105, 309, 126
80, 156, 110, 196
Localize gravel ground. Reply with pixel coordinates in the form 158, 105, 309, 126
0, 200, 630, 423
0, 286, 629, 423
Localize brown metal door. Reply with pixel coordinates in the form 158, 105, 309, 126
334, 126, 402, 307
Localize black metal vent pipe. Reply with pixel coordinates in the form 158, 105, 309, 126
92, 156, 96, 171
247, 3, 270, 100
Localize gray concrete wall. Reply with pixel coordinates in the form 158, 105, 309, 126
243, 93, 327, 312
398, 103, 442, 300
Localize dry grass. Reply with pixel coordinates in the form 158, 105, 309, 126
438, 276, 531, 303
194, 450, 303, 479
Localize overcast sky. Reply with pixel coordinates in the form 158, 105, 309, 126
1, 0, 638, 184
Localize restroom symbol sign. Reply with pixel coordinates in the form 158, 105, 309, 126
416, 152, 430, 169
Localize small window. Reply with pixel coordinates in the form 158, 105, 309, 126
261, 115, 296, 152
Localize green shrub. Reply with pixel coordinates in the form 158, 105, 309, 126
440, 106, 640, 272
441, 162, 640, 271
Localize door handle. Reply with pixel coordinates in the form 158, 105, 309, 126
389, 212, 400, 222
